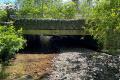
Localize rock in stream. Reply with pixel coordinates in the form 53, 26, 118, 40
49, 49, 120, 80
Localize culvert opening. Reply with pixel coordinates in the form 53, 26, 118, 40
20, 35, 100, 53
50, 35, 99, 52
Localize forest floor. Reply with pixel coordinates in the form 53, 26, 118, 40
5, 53, 57, 80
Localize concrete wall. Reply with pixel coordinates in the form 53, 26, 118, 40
14, 19, 85, 30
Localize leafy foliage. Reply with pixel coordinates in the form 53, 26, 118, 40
0, 10, 7, 21
61, 2, 77, 19
0, 3, 16, 22
0, 26, 26, 62
80, 0, 120, 53
16, 0, 78, 19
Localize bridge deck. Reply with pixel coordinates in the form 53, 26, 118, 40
14, 19, 87, 35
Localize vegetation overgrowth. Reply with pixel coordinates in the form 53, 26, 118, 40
0, 25, 25, 62
16, 0, 78, 19
80, 0, 120, 53
0, 10, 7, 21
0, 25, 25, 79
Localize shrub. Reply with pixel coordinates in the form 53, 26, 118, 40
0, 10, 7, 21
80, 0, 120, 53
0, 25, 25, 62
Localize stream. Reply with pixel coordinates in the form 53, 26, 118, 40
19, 35, 120, 80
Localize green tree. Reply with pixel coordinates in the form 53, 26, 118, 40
0, 3, 16, 22
16, 0, 77, 19
62, 2, 77, 19
0, 10, 7, 22
72, 0, 79, 10
80, 0, 120, 53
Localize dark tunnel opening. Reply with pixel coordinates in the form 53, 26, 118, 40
20, 35, 100, 53
50, 35, 99, 52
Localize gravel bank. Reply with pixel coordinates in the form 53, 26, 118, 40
49, 49, 120, 80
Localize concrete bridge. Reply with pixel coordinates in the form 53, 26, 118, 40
14, 19, 86, 35
14, 19, 99, 52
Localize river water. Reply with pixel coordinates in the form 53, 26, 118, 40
20, 35, 119, 80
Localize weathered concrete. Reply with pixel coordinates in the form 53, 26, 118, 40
23, 30, 87, 35
14, 19, 86, 35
